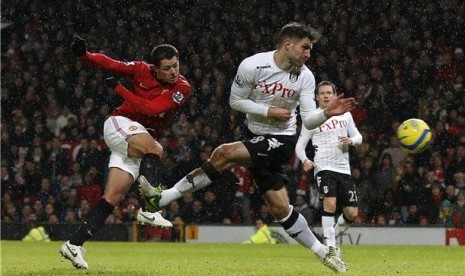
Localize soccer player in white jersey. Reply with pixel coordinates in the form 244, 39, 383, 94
139, 22, 356, 273
295, 80, 362, 260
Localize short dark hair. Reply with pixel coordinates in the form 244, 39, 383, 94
150, 44, 179, 67
316, 81, 337, 95
277, 22, 321, 47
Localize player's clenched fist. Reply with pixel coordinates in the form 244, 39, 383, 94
71, 36, 87, 57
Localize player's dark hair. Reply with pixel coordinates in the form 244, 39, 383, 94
277, 22, 322, 47
150, 44, 179, 67
316, 80, 337, 95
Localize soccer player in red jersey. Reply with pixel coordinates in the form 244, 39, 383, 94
60, 36, 191, 269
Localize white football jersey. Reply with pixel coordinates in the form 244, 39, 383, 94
229, 51, 317, 136
295, 110, 362, 175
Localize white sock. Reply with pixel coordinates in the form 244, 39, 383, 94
159, 188, 182, 208
322, 215, 336, 247
279, 208, 327, 259
335, 214, 351, 237
336, 214, 350, 228
159, 168, 212, 207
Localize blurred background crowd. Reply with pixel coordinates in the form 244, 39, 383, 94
1, 0, 465, 234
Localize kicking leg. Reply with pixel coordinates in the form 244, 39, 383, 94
60, 168, 131, 269
140, 141, 251, 210
264, 187, 346, 273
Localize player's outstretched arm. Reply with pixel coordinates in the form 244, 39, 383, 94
71, 36, 135, 76
323, 94, 357, 117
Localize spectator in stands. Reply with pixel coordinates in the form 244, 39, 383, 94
44, 203, 56, 223
256, 204, 275, 225
376, 214, 387, 226
20, 204, 34, 223
165, 200, 181, 222
46, 137, 70, 177
454, 172, 465, 190
422, 183, 444, 225
75, 170, 102, 207
55, 105, 77, 137
77, 199, 91, 221
48, 213, 60, 224
3, 202, 20, 222
171, 113, 191, 137
202, 190, 224, 224
27, 145, 49, 176
55, 186, 72, 219
438, 200, 456, 227
448, 143, 465, 179
243, 218, 277, 244
183, 199, 205, 224
444, 184, 458, 204
37, 177, 58, 206
379, 135, 408, 168
388, 208, 403, 226
64, 209, 78, 224
1, 165, 15, 197
453, 190, 465, 228
231, 166, 253, 224
405, 204, 421, 225
374, 153, 398, 198
108, 208, 124, 224
69, 162, 84, 191
395, 162, 423, 221
294, 194, 314, 226
178, 192, 194, 217
78, 139, 106, 173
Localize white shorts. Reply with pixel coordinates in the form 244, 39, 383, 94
103, 116, 148, 180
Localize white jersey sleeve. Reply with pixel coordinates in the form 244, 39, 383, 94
229, 58, 269, 117
299, 80, 326, 130
295, 124, 315, 163
346, 113, 362, 146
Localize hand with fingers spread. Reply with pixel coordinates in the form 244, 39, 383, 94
323, 93, 357, 117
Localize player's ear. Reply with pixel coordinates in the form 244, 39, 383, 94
284, 38, 293, 50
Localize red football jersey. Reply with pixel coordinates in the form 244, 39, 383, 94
80, 52, 191, 138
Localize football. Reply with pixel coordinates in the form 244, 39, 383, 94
397, 118, 432, 153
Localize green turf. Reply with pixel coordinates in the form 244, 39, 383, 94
1, 241, 464, 275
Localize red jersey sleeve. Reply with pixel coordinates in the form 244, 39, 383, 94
114, 78, 191, 116
80, 52, 137, 77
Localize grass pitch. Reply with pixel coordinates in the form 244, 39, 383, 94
1, 241, 464, 275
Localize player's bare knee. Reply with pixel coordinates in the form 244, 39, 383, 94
323, 199, 337, 213
212, 145, 231, 160
105, 193, 125, 206
344, 208, 358, 222
209, 145, 232, 169
269, 204, 290, 220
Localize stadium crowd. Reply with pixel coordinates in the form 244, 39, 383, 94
1, 0, 465, 232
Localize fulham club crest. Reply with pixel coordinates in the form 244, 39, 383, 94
289, 66, 300, 83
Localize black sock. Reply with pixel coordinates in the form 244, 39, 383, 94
201, 162, 220, 181
70, 198, 114, 246
139, 153, 162, 185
